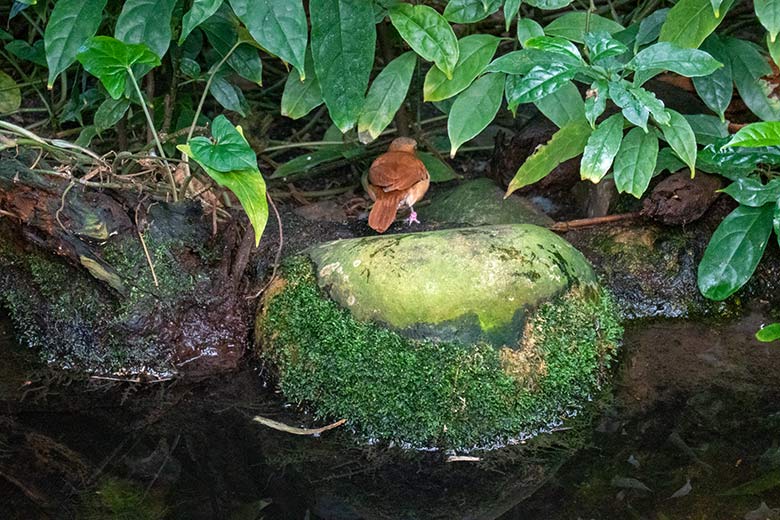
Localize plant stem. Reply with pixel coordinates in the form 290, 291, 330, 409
187, 41, 241, 142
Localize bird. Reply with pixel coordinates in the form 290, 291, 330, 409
365, 137, 430, 233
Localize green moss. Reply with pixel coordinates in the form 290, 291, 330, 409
78, 478, 167, 520
259, 257, 622, 449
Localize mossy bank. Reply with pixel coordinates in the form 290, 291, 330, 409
257, 225, 623, 449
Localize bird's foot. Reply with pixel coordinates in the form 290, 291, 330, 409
405, 210, 420, 226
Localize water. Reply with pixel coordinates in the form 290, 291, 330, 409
2, 308, 780, 519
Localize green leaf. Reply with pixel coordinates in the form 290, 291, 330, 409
585, 79, 608, 128
517, 18, 544, 46
710, 0, 724, 17
208, 76, 248, 115
504, 0, 523, 31
311, 0, 376, 132
448, 72, 505, 157
635, 8, 670, 47
584, 31, 628, 62
525, 0, 572, 10
721, 178, 780, 207
44, 0, 107, 88
94, 96, 130, 130
114, 0, 176, 58
0, 71, 21, 114
180, 142, 268, 247
660, 109, 697, 175
691, 35, 733, 120
505, 119, 592, 196
271, 145, 360, 179
756, 323, 780, 342
698, 140, 780, 177
417, 152, 459, 182
684, 114, 729, 145
76, 36, 160, 99
505, 63, 579, 111
697, 203, 774, 300
608, 80, 649, 131
756, 0, 780, 42
443, 0, 502, 23
485, 48, 578, 74
654, 147, 686, 174
525, 36, 583, 62
534, 81, 585, 128
613, 127, 658, 197
229, 0, 308, 79
725, 37, 780, 122
200, 10, 263, 85
188, 115, 257, 173
389, 4, 459, 80
544, 13, 624, 43
581, 113, 624, 183
769, 32, 780, 68
358, 51, 416, 143
5, 40, 47, 67
658, 0, 733, 48
629, 86, 670, 125
726, 122, 780, 147
180, 0, 223, 45
629, 42, 722, 77
228, 45, 264, 85
424, 34, 500, 102
281, 50, 323, 120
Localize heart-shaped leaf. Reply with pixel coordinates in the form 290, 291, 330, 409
188, 115, 258, 172
76, 36, 160, 99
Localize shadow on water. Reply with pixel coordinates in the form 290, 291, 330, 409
2, 307, 780, 519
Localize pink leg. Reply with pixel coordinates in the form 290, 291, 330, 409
405, 206, 420, 226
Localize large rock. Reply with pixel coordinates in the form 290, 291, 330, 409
257, 225, 622, 448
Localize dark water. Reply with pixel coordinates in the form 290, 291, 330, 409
2, 308, 780, 520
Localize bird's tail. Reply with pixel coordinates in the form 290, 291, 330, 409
368, 191, 404, 233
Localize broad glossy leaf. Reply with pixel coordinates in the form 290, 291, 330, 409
389, 4, 459, 79
629, 42, 722, 77
188, 115, 258, 173
525, 36, 583, 62
613, 127, 658, 197
544, 13, 624, 43
485, 48, 579, 74
684, 114, 729, 145
311, 0, 376, 132
505, 63, 579, 111
698, 140, 780, 178
424, 34, 500, 102
504, 0, 523, 31
710, 0, 724, 16
180, 142, 268, 246
654, 147, 686, 174
44, 0, 107, 87
584, 31, 628, 62
756, 0, 780, 42
417, 152, 459, 182
534, 81, 585, 128
281, 50, 322, 120
581, 113, 624, 183
525, 0, 572, 10
208, 76, 248, 115
770, 33, 780, 69
726, 122, 780, 147
271, 145, 360, 179
658, 0, 734, 48
448, 72, 504, 157
0, 71, 21, 114
358, 51, 416, 143
94, 96, 130, 130
608, 80, 649, 131
726, 37, 780, 122
6, 40, 47, 66
721, 178, 780, 206
629, 86, 670, 125
76, 36, 161, 99
585, 79, 608, 128
229, 0, 308, 79
505, 119, 592, 196
692, 35, 732, 120
635, 8, 669, 47
517, 18, 544, 46
115, 0, 176, 58
660, 109, 697, 175
443, 0, 502, 23
697, 203, 774, 300
180, 0, 222, 44
200, 10, 263, 84
756, 323, 780, 342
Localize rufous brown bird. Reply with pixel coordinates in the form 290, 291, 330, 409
365, 137, 430, 233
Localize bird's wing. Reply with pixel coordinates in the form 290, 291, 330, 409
368, 152, 429, 192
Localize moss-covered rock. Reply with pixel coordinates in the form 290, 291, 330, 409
257, 225, 622, 448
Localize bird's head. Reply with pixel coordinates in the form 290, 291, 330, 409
388, 137, 418, 153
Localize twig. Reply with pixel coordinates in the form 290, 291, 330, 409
252, 416, 346, 436
549, 212, 641, 232
446, 455, 482, 462
248, 193, 283, 299
135, 203, 160, 288
54, 181, 76, 232
142, 434, 181, 499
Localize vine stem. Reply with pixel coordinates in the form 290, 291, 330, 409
187, 41, 241, 142
128, 67, 178, 201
